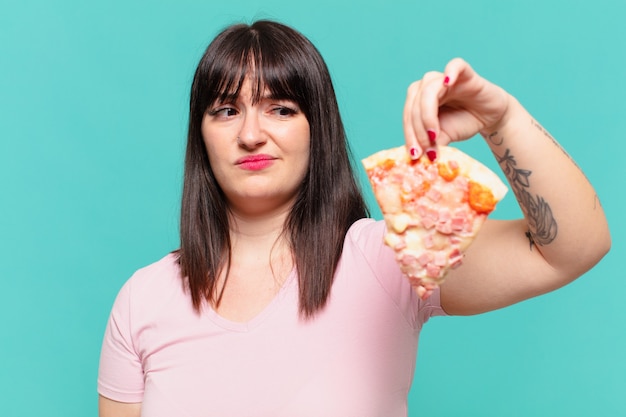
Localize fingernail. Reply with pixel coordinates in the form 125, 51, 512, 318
443, 76, 450, 86
426, 149, 437, 162
427, 129, 437, 145
409, 146, 420, 160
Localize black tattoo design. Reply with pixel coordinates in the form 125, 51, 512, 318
484, 130, 504, 146
496, 148, 558, 246
525, 230, 535, 250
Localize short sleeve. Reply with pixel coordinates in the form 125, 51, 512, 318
97, 279, 145, 403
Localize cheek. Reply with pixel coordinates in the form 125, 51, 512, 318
294, 129, 311, 162
206, 147, 227, 180
202, 141, 216, 165
295, 140, 311, 181
201, 128, 224, 165
201, 140, 227, 185
203, 140, 216, 159
295, 123, 311, 157
200, 119, 221, 156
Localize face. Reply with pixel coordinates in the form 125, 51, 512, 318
201, 78, 311, 216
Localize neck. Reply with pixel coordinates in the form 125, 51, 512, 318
229, 205, 289, 239
212, 205, 295, 321
227, 204, 293, 265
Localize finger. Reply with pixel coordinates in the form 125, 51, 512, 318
405, 72, 442, 158
443, 57, 476, 88
418, 71, 450, 161
442, 57, 465, 87
437, 106, 480, 144
403, 80, 423, 160
419, 71, 447, 140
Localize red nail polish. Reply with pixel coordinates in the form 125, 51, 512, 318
427, 129, 437, 145
426, 149, 437, 162
443, 76, 450, 86
410, 147, 419, 159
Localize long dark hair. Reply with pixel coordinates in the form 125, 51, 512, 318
178, 20, 368, 317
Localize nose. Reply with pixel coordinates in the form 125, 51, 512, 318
237, 110, 266, 149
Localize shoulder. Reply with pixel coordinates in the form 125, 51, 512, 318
344, 218, 387, 248
124, 253, 183, 293
112, 253, 188, 317
342, 218, 447, 325
126, 252, 182, 290
342, 217, 394, 266
344, 218, 400, 268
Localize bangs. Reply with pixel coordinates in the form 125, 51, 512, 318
202, 31, 308, 113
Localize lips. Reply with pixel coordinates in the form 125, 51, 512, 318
235, 154, 276, 171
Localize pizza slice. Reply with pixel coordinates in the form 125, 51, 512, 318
362, 145, 508, 299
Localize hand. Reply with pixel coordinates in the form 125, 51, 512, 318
403, 58, 512, 159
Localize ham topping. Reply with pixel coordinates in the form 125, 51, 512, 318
367, 152, 495, 293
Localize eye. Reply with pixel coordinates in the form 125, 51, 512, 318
276, 107, 295, 116
207, 106, 238, 118
270, 104, 299, 117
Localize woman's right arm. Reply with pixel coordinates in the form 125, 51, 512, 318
99, 279, 144, 416
99, 395, 141, 417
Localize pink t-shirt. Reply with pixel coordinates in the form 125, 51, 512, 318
98, 219, 445, 416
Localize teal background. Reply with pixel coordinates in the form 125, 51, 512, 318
1, 0, 624, 415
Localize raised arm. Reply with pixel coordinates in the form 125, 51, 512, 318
403, 58, 611, 315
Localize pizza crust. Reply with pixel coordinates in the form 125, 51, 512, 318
363, 145, 507, 202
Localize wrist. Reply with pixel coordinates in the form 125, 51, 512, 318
479, 93, 520, 139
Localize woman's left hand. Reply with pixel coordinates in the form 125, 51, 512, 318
403, 57, 512, 158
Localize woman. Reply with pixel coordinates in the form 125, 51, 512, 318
98, 20, 610, 417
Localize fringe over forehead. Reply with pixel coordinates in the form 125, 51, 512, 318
190, 21, 322, 119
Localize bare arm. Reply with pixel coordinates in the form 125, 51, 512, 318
403, 58, 611, 315
99, 395, 141, 417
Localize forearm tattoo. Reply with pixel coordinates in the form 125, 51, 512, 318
496, 148, 558, 247
485, 131, 504, 146
484, 126, 558, 248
